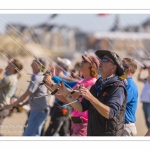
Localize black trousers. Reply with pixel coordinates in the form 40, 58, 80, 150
142, 102, 150, 129
44, 104, 71, 136
45, 116, 70, 136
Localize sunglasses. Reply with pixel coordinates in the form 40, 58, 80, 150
100, 57, 114, 64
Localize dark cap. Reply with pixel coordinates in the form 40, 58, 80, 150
34, 57, 46, 71
38, 58, 46, 67
95, 50, 124, 76
34, 57, 46, 66
82, 55, 100, 69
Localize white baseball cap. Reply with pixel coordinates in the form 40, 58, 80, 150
57, 57, 71, 67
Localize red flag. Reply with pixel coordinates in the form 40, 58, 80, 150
97, 14, 109, 16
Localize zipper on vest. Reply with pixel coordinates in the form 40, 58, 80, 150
89, 107, 94, 135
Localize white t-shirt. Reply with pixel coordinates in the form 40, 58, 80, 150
28, 72, 48, 112
0, 74, 18, 109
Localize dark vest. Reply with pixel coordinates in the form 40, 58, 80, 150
87, 81, 127, 136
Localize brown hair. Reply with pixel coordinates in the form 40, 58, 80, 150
89, 65, 98, 78
123, 58, 137, 74
12, 59, 23, 74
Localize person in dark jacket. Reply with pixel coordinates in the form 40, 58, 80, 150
44, 50, 127, 136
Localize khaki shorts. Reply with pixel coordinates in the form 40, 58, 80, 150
123, 122, 137, 136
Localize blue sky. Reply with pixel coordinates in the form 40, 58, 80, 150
0, 14, 150, 33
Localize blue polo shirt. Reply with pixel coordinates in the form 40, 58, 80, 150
125, 77, 138, 123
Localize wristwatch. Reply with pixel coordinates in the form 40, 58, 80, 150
65, 92, 73, 99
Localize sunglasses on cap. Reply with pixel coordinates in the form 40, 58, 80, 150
100, 57, 114, 64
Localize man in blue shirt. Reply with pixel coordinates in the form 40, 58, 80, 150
122, 58, 138, 136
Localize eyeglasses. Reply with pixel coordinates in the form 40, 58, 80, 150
100, 57, 114, 64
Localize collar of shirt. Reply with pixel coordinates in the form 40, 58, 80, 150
101, 74, 115, 83
96, 74, 116, 97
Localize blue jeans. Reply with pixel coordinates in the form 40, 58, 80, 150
142, 102, 150, 129
23, 111, 48, 136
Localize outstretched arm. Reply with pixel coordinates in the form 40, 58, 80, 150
44, 73, 79, 103
3, 90, 32, 110
137, 67, 145, 83
49, 82, 83, 112
0, 68, 6, 80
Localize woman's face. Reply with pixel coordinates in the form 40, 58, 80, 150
79, 60, 91, 73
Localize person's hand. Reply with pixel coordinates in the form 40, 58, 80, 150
0, 68, 6, 80
0, 68, 5, 73
43, 73, 53, 87
79, 85, 93, 101
57, 81, 69, 96
47, 67, 55, 77
147, 116, 150, 122
3, 104, 13, 110
45, 67, 55, 76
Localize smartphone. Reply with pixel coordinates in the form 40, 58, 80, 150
71, 116, 83, 123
